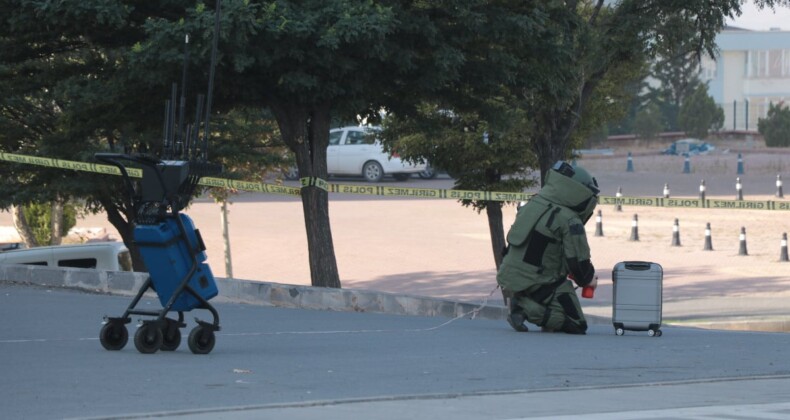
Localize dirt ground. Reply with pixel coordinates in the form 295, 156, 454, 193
2, 139, 789, 322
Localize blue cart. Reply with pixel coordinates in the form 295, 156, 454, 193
96, 153, 221, 354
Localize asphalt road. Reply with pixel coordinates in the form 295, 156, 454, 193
3, 282, 790, 419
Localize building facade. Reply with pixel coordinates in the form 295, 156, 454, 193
703, 27, 790, 131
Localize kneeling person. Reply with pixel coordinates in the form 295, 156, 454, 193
496, 161, 599, 334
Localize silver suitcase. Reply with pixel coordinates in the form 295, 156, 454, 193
612, 261, 663, 337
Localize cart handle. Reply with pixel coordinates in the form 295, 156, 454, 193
95, 153, 170, 204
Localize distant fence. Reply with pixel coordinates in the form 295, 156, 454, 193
720, 100, 779, 132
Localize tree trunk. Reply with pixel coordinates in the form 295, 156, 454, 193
99, 197, 147, 272
272, 101, 341, 288
534, 75, 602, 185
535, 112, 578, 186
485, 202, 506, 270
50, 197, 64, 245
11, 204, 38, 248
220, 199, 233, 280
484, 201, 509, 305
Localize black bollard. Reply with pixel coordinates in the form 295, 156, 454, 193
781, 233, 788, 262
594, 210, 603, 237
629, 214, 639, 241
777, 174, 784, 198
699, 180, 706, 201
671, 218, 681, 247
663, 183, 670, 198
615, 186, 623, 212
736, 177, 743, 201
704, 222, 713, 251
738, 227, 748, 256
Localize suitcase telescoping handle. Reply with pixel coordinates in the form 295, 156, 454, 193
624, 261, 652, 271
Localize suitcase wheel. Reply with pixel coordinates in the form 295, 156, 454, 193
648, 329, 663, 337
615, 327, 625, 336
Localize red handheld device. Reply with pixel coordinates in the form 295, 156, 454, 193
582, 286, 594, 299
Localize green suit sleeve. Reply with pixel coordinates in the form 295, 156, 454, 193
561, 214, 595, 286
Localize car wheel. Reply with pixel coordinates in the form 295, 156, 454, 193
362, 161, 384, 182
393, 173, 410, 181
418, 165, 437, 179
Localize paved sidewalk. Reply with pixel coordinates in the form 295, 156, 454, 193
168, 377, 790, 420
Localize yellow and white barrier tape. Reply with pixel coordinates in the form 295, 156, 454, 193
1, 151, 789, 210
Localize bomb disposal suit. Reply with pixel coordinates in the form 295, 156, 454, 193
496, 162, 599, 334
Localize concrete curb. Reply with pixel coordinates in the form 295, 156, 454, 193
0, 264, 617, 325
667, 317, 790, 333
0, 264, 512, 321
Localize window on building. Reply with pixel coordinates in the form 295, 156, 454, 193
769, 50, 784, 76
748, 50, 767, 77
748, 49, 790, 78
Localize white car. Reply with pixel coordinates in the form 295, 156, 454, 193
0, 242, 132, 271
286, 126, 426, 182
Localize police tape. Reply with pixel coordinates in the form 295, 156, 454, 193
2, 151, 789, 210
598, 195, 790, 211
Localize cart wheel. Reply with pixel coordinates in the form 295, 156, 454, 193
615, 328, 625, 336
648, 329, 656, 337
100, 322, 128, 351
134, 324, 163, 354
188, 325, 216, 355
656, 330, 663, 337
159, 321, 182, 352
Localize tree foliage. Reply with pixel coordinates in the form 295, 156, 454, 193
381, 102, 538, 272
644, 15, 705, 132
1, 1, 286, 270
385, 0, 789, 275
4, 0, 790, 288
679, 84, 725, 139
21, 201, 77, 247
634, 103, 665, 140
518, 0, 773, 182
758, 102, 790, 147
140, 0, 557, 287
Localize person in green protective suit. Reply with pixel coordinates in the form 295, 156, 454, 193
496, 161, 600, 334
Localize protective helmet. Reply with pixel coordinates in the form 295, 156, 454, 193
547, 161, 599, 224
552, 161, 599, 195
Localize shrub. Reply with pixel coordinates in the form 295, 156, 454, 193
22, 201, 77, 246
758, 102, 790, 147
678, 84, 724, 139
634, 103, 664, 139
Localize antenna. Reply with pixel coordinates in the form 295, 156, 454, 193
192, 94, 205, 160
162, 99, 171, 154
201, 0, 222, 161
175, 34, 190, 160
169, 83, 178, 153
